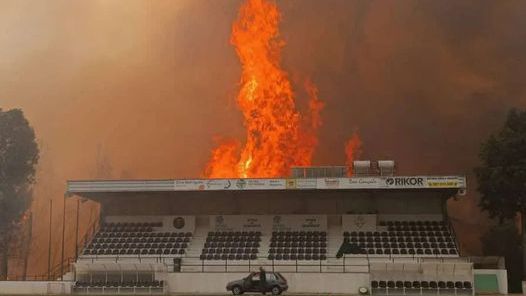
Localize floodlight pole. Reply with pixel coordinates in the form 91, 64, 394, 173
47, 199, 52, 280
60, 195, 66, 280
75, 198, 80, 260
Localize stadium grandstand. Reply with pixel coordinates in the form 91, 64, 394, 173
0, 161, 508, 295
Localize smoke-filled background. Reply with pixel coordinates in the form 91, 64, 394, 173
1, 0, 526, 276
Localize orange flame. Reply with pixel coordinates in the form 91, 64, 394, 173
345, 131, 362, 176
204, 0, 324, 178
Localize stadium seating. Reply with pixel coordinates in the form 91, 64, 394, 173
370, 280, 473, 295
73, 279, 165, 294
342, 220, 458, 256
200, 231, 262, 260
267, 231, 328, 260
82, 222, 192, 256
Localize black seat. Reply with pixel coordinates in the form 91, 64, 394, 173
420, 281, 428, 289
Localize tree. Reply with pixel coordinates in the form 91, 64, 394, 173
481, 223, 523, 292
0, 108, 39, 280
475, 108, 526, 280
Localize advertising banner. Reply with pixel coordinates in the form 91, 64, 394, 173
170, 176, 466, 191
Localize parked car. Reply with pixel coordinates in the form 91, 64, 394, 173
226, 271, 288, 295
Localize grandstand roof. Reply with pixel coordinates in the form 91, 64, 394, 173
67, 175, 466, 198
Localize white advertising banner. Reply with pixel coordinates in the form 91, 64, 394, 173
209, 215, 272, 232
170, 176, 467, 191
342, 214, 377, 232
271, 215, 327, 231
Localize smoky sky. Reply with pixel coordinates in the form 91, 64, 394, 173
1, 0, 526, 275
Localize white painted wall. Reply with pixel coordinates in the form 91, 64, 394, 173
474, 269, 508, 295
0, 281, 72, 295
166, 272, 370, 294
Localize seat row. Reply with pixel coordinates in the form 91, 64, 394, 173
268, 254, 327, 261
271, 236, 326, 243
85, 248, 186, 255
270, 241, 327, 248
371, 280, 472, 290
200, 253, 257, 260
93, 237, 190, 244
205, 241, 260, 248
353, 248, 457, 255
379, 220, 446, 226
344, 231, 451, 238
96, 231, 192, 238
89, 242, 188, 250
75, 280, 163, 288
269, 247, 327, 254
346, 241, 456, 249
345, 236, 454, 243
202, 247, 258, 255
206, 236, 261, 243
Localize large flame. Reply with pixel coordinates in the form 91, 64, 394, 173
204, 0, 324, 178
345, 131, 363, 176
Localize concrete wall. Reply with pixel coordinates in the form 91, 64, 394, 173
166, 272, 370, 294
0, 281, 71, 295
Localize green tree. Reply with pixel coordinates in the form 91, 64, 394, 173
0, 108, 39, 280
475, 108, 526, 279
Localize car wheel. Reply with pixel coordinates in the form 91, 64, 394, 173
232, 286, 243, 295
271, 286, 281, 295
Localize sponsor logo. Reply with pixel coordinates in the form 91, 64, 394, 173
215, 215, 224, 225
236, 179, 247, 189
273, 215, 282, 224
224, 180, 232, 189
286, 179, 296, 189
386, 177, 424, 187
173, 217, 185, 229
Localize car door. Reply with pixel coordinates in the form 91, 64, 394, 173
248, 273, 260, 292
266, 273, 277, 290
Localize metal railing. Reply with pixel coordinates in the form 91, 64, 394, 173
76, 255, 370, 274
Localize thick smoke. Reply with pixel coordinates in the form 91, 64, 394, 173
1, 0, 526, 276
